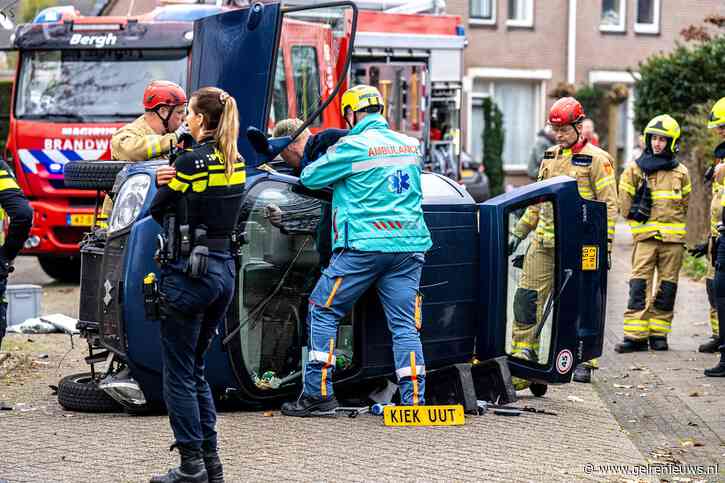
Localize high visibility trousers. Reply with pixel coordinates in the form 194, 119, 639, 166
512, 240, 554, 359
623, 239, 684, 340
304, 250, 426, 405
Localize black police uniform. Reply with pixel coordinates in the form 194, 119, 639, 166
708, 141, 725, 376
0, 160, 33, 349
149, 139, 245, 482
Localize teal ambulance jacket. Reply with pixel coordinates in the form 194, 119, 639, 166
299, 114, 432, 253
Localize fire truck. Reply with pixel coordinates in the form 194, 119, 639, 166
4, 4, 465, 281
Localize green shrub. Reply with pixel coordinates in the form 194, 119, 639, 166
681, 252, 708, 281
482, 97, 504, 197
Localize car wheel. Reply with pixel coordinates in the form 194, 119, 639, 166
38, 256, 81, 283
63, 160, 131, 191
57, 372, 121, 413
530, 383, 548, 397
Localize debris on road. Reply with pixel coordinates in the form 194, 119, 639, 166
567, 395, 584, 403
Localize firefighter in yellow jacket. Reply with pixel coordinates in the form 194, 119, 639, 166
509, 97, 618, 385
615, 114, 691, 353
102, 81, 187, 222
691, 158, 725, 353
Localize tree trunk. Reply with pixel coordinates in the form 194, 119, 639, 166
682, 146, 710, 246
607, 104, 618, 161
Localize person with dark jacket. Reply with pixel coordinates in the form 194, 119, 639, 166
527, 126, 555, 180
0, 162, 33, 350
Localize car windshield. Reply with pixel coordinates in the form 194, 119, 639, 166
15, 49, 188, 120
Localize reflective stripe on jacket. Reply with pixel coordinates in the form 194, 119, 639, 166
299, 114, 432, 253
513, 142, 619, 247
619, 160, 691, 244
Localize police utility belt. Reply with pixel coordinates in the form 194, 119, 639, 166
155, 214, 235, 278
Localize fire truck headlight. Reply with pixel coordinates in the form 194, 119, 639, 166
108, 174, 151, 233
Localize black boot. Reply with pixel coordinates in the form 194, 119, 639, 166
704, 350, 725, 377
202, 442, 224, 483
649, 336, 668, 351
150, 444, 208, 483
614, 338, 648, 353
699, 336, 720, 353
281, 393, 339, 417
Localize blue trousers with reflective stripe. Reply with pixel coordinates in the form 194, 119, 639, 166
304, 249, 426, 405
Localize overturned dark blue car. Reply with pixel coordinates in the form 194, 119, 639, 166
57, 2, 608, 414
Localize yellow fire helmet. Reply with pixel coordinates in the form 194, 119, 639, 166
341, 85, 384, 115
708, 97, 725, 129
644, 114, 681, 154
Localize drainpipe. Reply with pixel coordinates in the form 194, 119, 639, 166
567, 0, 576, 84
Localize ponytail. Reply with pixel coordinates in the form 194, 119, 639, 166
215, 93, 240, 179
189, 87, 243, 181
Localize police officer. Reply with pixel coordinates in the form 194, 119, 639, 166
705, 97, 725, 377
270, 118, 348, 267
280, 85, 431, 416
105, 81, 188, 222
148, 87, 245, 482
615, 115, 691, 353
510, 97, 618, 385
0, 162, 33, 350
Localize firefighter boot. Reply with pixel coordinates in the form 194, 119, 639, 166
150, 444, 208, 483
699, 336, 720, 353
202, 442, 224, 483
572, 364, 591, 383
704, 350, 725, 377
614, 338, 649, 353
649, 336, 669, 351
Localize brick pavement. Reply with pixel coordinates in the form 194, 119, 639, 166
0, 333, 645, 482
595, 223, 725, 476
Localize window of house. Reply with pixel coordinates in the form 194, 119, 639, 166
471, 79, 538, 170
470, 0, 496, 25
506, 0, 533, 28
600, 0, 625, 32
634, 0, 660, 34
291, 46, 322, 126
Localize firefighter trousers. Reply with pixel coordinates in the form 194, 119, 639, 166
623, 239, 684, 340
512, 240, 599, 370
304, 249, 426, 405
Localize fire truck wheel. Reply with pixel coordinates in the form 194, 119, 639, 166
57, 372, 121, 413
529, 383, 548, 397
38, 256, 81, 283
63, 160, 131, 191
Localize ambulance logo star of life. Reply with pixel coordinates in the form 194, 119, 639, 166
388, 170, 410, 194
556, 349, 574, 374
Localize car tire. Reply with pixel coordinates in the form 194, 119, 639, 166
530, 383, 548, 397
38, 256, 81, 283
57, 372, 121, 413
63, 160, 130, 191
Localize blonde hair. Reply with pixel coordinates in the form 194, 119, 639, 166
190, 87, 242, 179
273, 118, 305, 138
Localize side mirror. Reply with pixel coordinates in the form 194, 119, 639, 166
246, 126, 292, 166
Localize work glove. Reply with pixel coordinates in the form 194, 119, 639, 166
511, 255, 525, 269
187, 245, 209, 279
0, 257, 13, 280
508, 235, 523, 256
704, 165, 715, 184
688, 243, 708, 258
174, 123, 194, 149
264, 204, 283, 227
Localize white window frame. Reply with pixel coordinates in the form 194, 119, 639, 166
599, 0, 626, 33
470, 0, 496, 26
634, 0, 660, 34
465, 67, 551, 172
506, 0, 534, 28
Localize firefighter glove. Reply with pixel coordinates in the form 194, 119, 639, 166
174, 123, 194, 149
512, 255, 525, 269
508, 235, 523, 256
688, 243, 708, 258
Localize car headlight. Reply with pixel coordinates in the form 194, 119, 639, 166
108, 174, 151, 233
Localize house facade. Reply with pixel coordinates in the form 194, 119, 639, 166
448, 0, 725, 184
